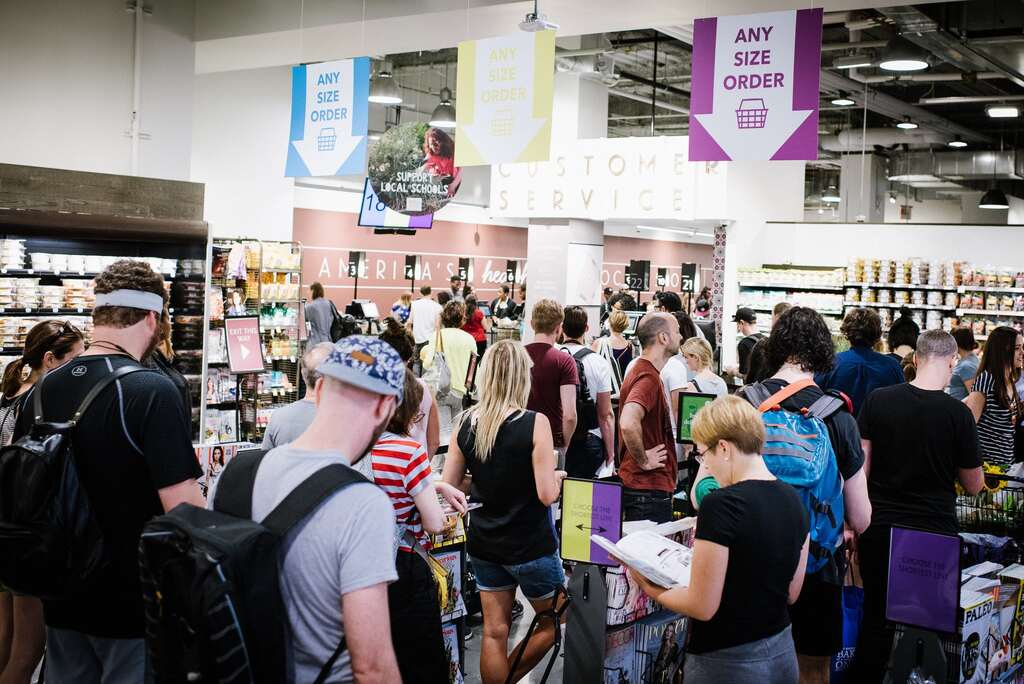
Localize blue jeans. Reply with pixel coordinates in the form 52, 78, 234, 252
469, 553, 566, 601
685, 625, 799, 684
623, 488, 674, 523
45, 627, 146, 684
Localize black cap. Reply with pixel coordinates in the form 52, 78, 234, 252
733, 307, 757, 324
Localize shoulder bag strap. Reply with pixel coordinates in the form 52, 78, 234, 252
213, 449, 267, 518
436, 327, 445, 355
261, 464, 370, 537
573, 348, 595, 361
313, 639, 348, 684
755, 378, 815, 413
33, 364, 153, 426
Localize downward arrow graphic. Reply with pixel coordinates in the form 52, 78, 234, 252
694, 107, 813, 161
291, 134, 364, 177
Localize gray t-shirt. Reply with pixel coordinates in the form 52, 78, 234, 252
305, 298, 334, 346
261, 399, 317, 450
949, 353, 980, 401
248, 447, 397, 683
691, 373, 729, 398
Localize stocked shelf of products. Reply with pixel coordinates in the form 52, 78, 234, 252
203, 240, 302, 444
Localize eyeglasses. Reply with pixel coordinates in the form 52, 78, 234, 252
694, 446, 711, 464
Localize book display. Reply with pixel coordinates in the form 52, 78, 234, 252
202, 239, 303, 444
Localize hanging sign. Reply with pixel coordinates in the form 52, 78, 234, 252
286, 57, 369, 177
367, 123, 461, 215
455, 31, 555, 166
560, 478, 622, 566
689, 9, 822, 161
224, 316, 265, 373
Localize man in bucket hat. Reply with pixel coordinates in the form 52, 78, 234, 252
246, 336, 405, 683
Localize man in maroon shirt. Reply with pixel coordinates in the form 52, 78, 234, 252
618, 312, 681, 522
526, 299, 578, 459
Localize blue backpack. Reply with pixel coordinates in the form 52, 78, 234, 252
742, 379, 847, 578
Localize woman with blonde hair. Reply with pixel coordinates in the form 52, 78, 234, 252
682, 337, 728, 397
443, 340, 567, 684
631, 396, 809, 683
593, 309, 633, 391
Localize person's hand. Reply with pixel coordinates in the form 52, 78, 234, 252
844, 527, 860, 567
724, 365, 739, 376
555, 470, 568, 488
435, 482, 468, 515
640, 445, 668, 471
628, 568, 667, 601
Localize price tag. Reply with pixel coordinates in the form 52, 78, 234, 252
52, 307, 59, 313
27, 269, 34, 275
1, 269, 8, 274
0, 307, 7, 313
76, 307, 84, 313
54, 270, 60, 276
290, 356, 296, 363
79, 270, 85, 276
25, 307, 32, 312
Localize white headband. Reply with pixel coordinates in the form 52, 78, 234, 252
93, 289, 165, 313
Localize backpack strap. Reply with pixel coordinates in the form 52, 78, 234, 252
806, 393, 848, 422
752, 378, 815, 413
572, 348, 595, 362
212, 449, 267, 518
260, 464, 370, 537
32, 364, 153, 426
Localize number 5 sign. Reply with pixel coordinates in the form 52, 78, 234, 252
689, 9, 823, 161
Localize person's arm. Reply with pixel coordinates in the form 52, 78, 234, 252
861, 438, 872, 479
956, 402, 983, 495
788, 536, 810, 604
959, 467, 984, 496
405, 307, 414, 333
426, 397, 440, 458
965, 391, 985, 422
342, 585, 402, 683
442, 430, 468, 488
532, 412, 566, 505
597, 391, 615, 465
560, 384, 577, 447
629, 539, 728, 621
158, 479, 206, 512
688, 460, 713, 511
619, 402, 667, 471
412, 483, 449, 534
842, 468, 871, 535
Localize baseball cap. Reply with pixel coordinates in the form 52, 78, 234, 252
317, 335, 405, 404
732, 307, 757, 324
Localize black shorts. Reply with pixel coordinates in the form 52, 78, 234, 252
789, 569, 842, 657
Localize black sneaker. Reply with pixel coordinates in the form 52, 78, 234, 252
511, 600, 525, 621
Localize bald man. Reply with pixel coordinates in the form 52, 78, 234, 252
261, 342, 335, 449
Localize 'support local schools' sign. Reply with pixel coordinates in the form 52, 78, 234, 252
689, 9, 822, 161
489, 137, 726, 220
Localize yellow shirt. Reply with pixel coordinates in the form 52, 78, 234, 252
421, 327, 477, 395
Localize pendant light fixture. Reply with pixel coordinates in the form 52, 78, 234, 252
878, 36, 928, 72
822, 185, 841, 203
369, 68, 403, 105
947, 135, 967, 148
979, 143, 1009, 210
831, 91, 855, 107
429, 64, 456, 129
896, 117, 918, 130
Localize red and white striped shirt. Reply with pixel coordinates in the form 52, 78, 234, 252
370, 432, 433, 552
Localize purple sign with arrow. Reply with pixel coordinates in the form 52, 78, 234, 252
689, 8, 823, 161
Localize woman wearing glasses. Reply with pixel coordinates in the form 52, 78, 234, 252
630, 396, 809, 684
0, 319, 84, 684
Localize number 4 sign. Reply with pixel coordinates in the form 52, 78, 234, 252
689, 9, 823, 161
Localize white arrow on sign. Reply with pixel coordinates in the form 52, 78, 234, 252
239, 344, 250, 361
694, 11, 811, 160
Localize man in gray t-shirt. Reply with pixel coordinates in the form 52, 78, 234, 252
219, 336, 406, 683
262, 343, 333, 450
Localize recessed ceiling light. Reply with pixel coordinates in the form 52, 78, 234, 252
879, 36, 928, 72
834, 54, 873, 70
896, 117, 918, 130
947, 136, 967, 148
987, 104, 1020, 119
831, 92, 856, 106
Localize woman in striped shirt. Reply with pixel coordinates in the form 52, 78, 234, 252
368, 367, 468, 683
965, 326, 1024, 466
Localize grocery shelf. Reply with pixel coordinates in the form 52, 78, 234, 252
958, 285, 1024, 295
844, 301, 955, 312
744, 304, 843, 315
957, 309, 1024, 318
0, 268, 189, 281
846, 282, 957, 292
0, 307, 89, 315
737, 282, 844, 292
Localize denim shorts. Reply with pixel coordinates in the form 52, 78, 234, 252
469, 552, 566, 601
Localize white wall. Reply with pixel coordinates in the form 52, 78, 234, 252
0, 0, 195, 180
190, 66, 295, 240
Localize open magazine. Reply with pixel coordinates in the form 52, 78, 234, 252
591, 530, 694, 588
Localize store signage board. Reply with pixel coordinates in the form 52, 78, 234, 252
368, 122, 461, 215
490, 136, 726, 220
357, 179, 433, 229
224, 316, 266, 374
886, 527, 960, 634
455, 30, 555, 166
560, 478, 622, 566
689, 9, 822, 161
286, 57, 369, 177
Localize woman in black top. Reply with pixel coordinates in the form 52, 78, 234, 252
631, 395, 809, 684
443, 340, 567, 684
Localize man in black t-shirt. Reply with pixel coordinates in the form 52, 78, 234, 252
14, 260, 203, 682
850, 331, 983, 682
728, 307, 765, 379
747, 307, 872, 684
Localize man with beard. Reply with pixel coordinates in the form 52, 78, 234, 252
13, 259, 204, 682
248, 335, 404, 683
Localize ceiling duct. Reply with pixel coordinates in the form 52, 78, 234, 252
820, 128, 947, 151
887, 150, 1024, 192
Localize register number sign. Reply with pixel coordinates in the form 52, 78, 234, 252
689, 8, 823, 161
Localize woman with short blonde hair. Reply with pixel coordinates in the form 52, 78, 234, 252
594, 310, 633, 391
443, 340, 567, 684
631, 396, 809, 684
682, 337, 727, 397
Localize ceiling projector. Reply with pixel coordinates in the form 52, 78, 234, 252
520, 12, 559, 32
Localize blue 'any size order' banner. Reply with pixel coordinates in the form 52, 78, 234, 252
285, 57, 369, 177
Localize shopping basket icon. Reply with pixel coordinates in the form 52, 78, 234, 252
735, 99, 768, 129
317, 127, 337, 152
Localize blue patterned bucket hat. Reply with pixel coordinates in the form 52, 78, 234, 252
317, 335, 405, 404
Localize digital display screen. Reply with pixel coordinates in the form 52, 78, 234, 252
357, 179, 434, 229
676, 392, 716, 444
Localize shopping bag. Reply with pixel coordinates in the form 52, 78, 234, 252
829, 584, 864, 683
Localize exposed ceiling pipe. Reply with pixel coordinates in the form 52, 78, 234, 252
556, 47, 612, 58
918, 94, 1024, 106
821, 40, 888, 52
823, 12, 851, 25
858, 71, 1005, 83
608, 89, 689, 115
820, 70, 991, 143
969, 36, 1024, 46
820, 128, 947, 151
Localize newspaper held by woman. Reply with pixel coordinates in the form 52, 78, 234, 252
592, 530, 693, 588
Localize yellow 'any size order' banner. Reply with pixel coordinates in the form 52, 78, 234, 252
455, 30, 555, 167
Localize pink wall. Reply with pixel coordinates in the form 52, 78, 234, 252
293, 208, 713, 313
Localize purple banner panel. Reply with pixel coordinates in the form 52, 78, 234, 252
588, 481, 623, 566
886, 527, 960, 635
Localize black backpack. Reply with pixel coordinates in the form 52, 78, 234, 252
329, 300, 346, 342
139, 449, 369, 684
563, 347, 599, 446
0, 365, 151, 599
